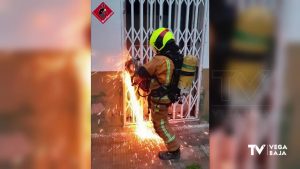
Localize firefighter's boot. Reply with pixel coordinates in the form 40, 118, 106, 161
158, 148, 180, 160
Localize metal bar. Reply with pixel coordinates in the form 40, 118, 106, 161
173, 0, 178, 37
146, 1, 149, 62
183, 0, 191, 56
183, 0, 192, 115
140, 0, 144, 62
172, 0, 179, 118
186, 1, 197, 117
154, 1, 157, 29
159, 0, 163, 27
176, 0, 182, 43
131, 0, 135, 124
195, 0, 208, 119
146, 1, 149, 39
132, 0, 137, 124
172, 0, 178, 119
186, 88, 196, 118
187, 93, 192, 117
168, 0, 173, 29
191, 1, 199, 55
130, 0, 135, 58
190, 2, 195, 55
149, 0, 154, 59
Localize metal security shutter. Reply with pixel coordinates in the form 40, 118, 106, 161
122, 0, 208, 125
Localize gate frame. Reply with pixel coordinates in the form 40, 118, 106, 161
121, 0, 209, 126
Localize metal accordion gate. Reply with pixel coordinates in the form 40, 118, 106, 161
122, 0, 209, 125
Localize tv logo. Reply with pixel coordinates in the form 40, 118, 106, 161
248, 144, 287, 156
248, 144, 266, 155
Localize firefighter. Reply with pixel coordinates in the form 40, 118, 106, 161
135, 28, 181, 160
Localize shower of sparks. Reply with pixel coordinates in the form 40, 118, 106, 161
123, 71, 162, 141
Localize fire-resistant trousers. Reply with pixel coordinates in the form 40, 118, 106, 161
150, 102, 180, 151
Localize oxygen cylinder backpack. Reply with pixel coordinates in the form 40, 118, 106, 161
178, 55, 198, 94
151, 51, 198, 103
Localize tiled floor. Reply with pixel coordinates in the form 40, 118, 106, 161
91, 121, 209, 169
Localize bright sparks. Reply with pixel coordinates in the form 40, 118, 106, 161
123, 71, 161, 141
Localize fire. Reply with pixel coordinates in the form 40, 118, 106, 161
123, 71, 161, 141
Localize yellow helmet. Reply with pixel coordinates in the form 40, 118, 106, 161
149, 28, 175, 51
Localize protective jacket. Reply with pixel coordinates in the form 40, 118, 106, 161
137, 54, 180, 151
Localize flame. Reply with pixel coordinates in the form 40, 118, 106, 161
123, 71, 161, 141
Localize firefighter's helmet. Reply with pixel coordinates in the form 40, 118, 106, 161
150, 28, 175, 51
